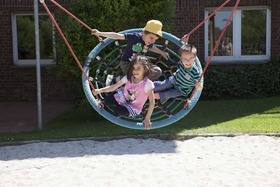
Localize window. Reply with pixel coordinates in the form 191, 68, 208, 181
205, 7, 271, 64
12, 13, 55, 66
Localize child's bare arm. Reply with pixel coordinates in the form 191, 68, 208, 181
92, 80, 124, 96
91, 29, 125, 40
149, 46, 169, 60
143, 89, 155, 130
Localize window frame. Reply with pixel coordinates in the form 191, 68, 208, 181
204, 6, 271, 64
12, 12, 55, 66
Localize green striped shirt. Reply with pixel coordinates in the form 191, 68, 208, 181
174, 61, 200, 97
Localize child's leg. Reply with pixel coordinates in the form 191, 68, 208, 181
157, 88, 182, 103
148, 64, 162, 81
104, 92, 118, 106
115, 105, 130, 117
154, 76, 182, 102
154, 76, 176, 92
105, 74, 114, 86
104, 92, 130, 117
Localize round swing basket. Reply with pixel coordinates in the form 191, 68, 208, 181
82, 28, 203, 130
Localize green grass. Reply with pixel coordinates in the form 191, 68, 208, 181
0, 96, 279, 142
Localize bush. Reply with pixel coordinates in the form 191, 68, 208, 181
202, 58, 280, 100
53, 0, 176, 102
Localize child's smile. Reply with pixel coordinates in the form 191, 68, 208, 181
132, 63, 145, 82
180, 52, 195, 69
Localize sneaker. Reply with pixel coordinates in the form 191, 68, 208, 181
105, 74, 114, 86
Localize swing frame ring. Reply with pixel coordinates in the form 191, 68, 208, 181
82, 28, 203, 130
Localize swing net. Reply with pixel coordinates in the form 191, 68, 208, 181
82, 29, 203, 129
40, 0, 240, 130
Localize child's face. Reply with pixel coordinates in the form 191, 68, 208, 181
132, 62, 145, 80
142, 33, 159, 46
180, 52, 195, 69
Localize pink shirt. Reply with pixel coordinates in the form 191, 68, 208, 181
114, 76, 154, 117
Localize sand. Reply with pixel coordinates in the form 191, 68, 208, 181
0, 135, 280, 187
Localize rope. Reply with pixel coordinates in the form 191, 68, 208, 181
40, 0, 100, 100
49, 0, 104, 43
183, 0, 241, 108
40, 0, 240, 128
82, 29, 203, 129
181, 0, 231, 41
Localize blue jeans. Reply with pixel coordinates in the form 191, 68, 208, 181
154, 76, 182, 102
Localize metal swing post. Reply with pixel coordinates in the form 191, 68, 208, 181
39, 0, 100, 100
34, 0, 42, 131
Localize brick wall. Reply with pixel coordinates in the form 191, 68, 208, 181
172, 0, 205, 55
1, 0, 279, 101
0, 0, 73, 101
270, 0, 280, 55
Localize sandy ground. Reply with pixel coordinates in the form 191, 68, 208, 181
0, 135, 280, 187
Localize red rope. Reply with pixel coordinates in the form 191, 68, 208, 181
181, 0, 231, 41
49, 0, 105, 43
40, 1, 99, 100
41, 0, 240, 109
184, 0, 241, 108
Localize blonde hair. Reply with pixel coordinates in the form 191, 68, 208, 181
178, 44, 197, 57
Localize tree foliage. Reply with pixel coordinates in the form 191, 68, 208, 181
241, 10, 266, 55
53, 0, 176, 100
202, 58, 280, 100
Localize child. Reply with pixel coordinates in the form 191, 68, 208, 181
92, 55, 155, 130
154, 44, 203, 102
91, 20, 169, 81
221, 37, 233, 56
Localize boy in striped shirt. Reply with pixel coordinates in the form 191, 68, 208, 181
154, 44, 203, 102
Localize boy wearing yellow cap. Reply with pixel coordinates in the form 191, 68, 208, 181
92, 20, 168, 82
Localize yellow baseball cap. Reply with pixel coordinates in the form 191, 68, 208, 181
143, 20, 162, 37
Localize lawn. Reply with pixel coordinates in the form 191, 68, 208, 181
0, 96, 279, 142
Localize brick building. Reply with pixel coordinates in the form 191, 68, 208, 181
1, 0, 279, 101
0, 0, 71, 101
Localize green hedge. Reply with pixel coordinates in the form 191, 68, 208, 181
202, 58, 280, 100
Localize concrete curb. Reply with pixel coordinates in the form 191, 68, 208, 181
0, 133, 280, 147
